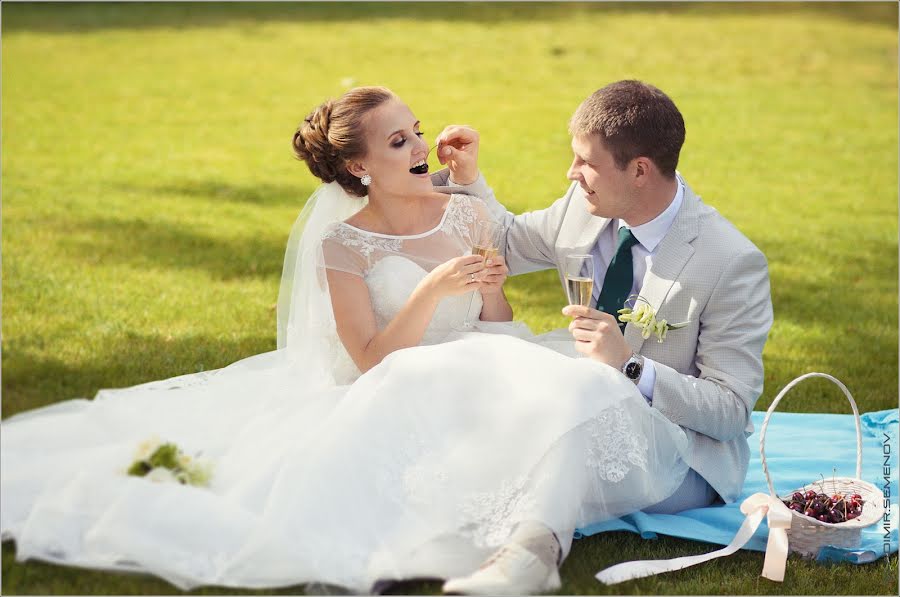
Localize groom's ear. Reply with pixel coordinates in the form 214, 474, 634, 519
632, 157, 652, 187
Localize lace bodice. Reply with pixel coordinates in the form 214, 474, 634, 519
321, 194, 489, 344
365, 255, 481, 344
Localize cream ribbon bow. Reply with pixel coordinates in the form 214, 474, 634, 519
595, 492, 793, 585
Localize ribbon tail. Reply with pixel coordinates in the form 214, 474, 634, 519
761, 527, 789, 582
595, 508, 766, 585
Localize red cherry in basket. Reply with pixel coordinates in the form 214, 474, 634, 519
790, 502, 804, 512
851, 493, 862, 501
817, 514, 830, 522
792, 492, 805, 501
805, 490, 817, 500
847, 512, 860, 520
804, 508, 817, 517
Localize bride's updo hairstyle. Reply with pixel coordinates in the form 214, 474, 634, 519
293, 86, 396, 197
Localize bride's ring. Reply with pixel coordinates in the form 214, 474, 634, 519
469, 273, 476, 282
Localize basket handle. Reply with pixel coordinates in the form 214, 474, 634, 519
759, 372, 862, 498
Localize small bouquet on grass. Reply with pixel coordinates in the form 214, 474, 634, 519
126, 436, 212, 487
617, 295, 688, 343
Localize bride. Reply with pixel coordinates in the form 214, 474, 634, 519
1, 86, 691, 595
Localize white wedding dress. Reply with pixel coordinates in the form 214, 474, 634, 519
1, 188, 691, 592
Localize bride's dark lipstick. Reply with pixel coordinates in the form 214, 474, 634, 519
410, 163, 429, 175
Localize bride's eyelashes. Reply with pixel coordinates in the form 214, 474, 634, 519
391, 131, 425, 148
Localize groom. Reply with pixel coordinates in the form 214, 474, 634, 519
432, 80, 773, 594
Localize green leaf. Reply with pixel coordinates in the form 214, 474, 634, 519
147, 443, 180, 470
126, 460, 152, 477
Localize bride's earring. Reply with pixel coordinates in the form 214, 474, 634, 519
360, 174, 372, 186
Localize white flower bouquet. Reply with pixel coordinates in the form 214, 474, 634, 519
126, 436, 212, 487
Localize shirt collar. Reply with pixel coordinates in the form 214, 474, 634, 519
619, 180, 684, 253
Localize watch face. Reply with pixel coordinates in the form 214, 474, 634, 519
624, 361, 642, 380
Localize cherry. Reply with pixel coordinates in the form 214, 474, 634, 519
791, 487, 865, 524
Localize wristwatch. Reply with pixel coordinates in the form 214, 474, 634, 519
621, 352, 645, 384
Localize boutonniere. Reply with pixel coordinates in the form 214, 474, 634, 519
617, 295, 689, 343
126, 436, 213, 487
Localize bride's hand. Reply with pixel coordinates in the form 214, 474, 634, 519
435, 125, 480, 185
478, 256, 509, 296
420, 255, 485, 299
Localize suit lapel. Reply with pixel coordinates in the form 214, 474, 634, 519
571, 215, 609, 255
553, 189, 611, 290
625, 181, 701, 352
560, 191, 611, 256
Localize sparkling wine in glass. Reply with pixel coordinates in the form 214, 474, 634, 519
471, 244, 499, 261
461, 219, 505, 328
565, 254, 595, 307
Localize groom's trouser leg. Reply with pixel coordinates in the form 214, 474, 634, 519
642, 468, 718, 514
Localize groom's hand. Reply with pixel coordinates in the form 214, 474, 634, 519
478, 256, 509, 295
435, 125, 480, 185
562, 305, 632, 370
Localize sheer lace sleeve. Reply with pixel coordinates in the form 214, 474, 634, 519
320, 223, 393, 277
444, 194, 502, 250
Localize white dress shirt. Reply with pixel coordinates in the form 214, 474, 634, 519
589, 181, 685, 402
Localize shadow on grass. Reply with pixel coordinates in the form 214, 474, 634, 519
1, 331, 274, 418
56, 215, 287, 281
116, 179, 318, 208
754, 234, 898, 413
1, 541, 307, 595
2, 2, 895, 34
6, 532, 894, 596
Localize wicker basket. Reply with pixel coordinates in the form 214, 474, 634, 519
760, 372, 884, 558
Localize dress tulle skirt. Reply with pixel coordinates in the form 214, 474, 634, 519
2, 331, 690, 591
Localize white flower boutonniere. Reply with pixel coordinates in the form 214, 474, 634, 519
617, 295, 689, 343
126, 436, 213, 487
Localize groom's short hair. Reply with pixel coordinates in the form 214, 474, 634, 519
569, 80, 685, 178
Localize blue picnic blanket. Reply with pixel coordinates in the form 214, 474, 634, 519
575, 409, 899, 564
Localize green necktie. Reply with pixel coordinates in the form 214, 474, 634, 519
596, 227, 639, 329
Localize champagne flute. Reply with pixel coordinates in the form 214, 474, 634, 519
565, 254, 595, 307
460, 219, 505, 329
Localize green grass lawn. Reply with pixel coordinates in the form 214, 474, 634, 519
2, 1, 897, 594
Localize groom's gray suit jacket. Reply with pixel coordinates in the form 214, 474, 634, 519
433, 170, 774, 503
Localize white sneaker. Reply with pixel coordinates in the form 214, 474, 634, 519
442, 529, 561, 595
